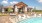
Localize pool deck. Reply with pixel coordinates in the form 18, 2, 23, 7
0, 16, 18, 23
0, 12, 42, 23
0, 16, 12, 23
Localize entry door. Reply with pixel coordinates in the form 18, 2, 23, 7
18, 8, 24, 13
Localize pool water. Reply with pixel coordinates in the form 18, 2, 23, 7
17, 17, 42, 23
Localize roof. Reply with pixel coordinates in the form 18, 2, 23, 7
27, 7, 33, 10
4, 6, 14, 8
14, 2, 28, 8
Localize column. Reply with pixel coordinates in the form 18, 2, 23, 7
15, 6, 18, 14
2, 8, 5, 13
25, 7, 27, 14
31, 9, 33, 12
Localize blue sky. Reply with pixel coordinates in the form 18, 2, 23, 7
0, 0, 42, 10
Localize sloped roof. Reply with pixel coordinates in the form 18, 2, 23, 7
4, 6, 14, 8
27, 7, 33, 10
14, 2, 28, 8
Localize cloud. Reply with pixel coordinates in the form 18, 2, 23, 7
2, 1, 8, 4
1, 0, 18, 6
10, 1, 18, 5
37, 0, 42, 3
1, 0, 8, 4
28, 6, 34, 8
3, 0, 8, 1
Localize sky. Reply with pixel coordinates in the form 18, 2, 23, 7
0, 0, 42, 10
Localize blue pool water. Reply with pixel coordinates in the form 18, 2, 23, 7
17, 17, 42, 23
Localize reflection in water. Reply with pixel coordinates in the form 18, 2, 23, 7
17, 17, 42, 23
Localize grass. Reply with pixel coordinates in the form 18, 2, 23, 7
28, 12, 42, 14
0, 13, 9, 16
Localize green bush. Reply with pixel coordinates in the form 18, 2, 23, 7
8, 8, 13, 13
32, 10, 42, 12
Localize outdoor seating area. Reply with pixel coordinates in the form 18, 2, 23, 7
8, 12, 42, 23
0, 0, 42, 23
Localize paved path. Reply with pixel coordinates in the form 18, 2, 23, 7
0, 16, 12, 23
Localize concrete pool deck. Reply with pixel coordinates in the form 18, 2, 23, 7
0, 16, 19, 23
0, 13, 42, 23
0, 16, 12, 23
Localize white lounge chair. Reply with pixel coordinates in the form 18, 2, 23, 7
22, 14, 26, 19
27, 15, 31, 18
10, 13, 16, 16
31, 13, 36, 18
18, 15, 21, 19
18, 14, 26, 21
37, 14, 41, 17
34, 14, 36, 17
18, 14, 22, 21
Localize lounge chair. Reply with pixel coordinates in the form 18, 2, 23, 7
26, 14, 31, 18
31, 13, 36, 18
22, 14, 26, 19
18, 14, 26, 21
37, 14, 41, 17
18, 14, 22, 21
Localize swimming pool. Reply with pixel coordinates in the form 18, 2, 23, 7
17, 17, 42, 23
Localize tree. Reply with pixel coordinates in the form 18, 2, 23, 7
8, 8, 13, 13
33, 7, 36, 10
32, 7, 37, 12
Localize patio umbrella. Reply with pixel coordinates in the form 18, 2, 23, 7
17, 17, 42, 23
